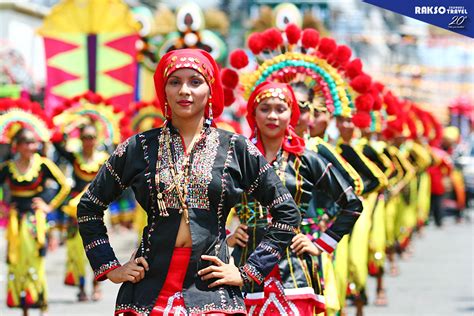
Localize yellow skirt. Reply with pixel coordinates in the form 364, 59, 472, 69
417, 172, 431, 225
321, 252, 340, 315
6, 210, 48, 309
64, 226, 87, 287
368, 194, 386, 276
348, 192, 377, 292
385, 194, 399, 248
62, 190, 87, 287
396, 179, 418, 248
333, 235, 349, 312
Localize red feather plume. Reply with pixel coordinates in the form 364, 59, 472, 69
350, 74, 372, 94
262, 28, 284, 50
247, 33, 264, 55
301, 29, 320, 49
352, 112, 372, 129
221, 68, 239, 89
345, 58, 363, 79
285, 23, 301, 45
355, 94, 374, 112
229, 49, 249, 69
223, 88, 236, 107
334, 45, 352, 66
318, 37, 336, 56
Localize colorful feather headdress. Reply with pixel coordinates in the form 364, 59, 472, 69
130, 100, 165, 133
222, 23, 376, 121
52, 91, 130, 145
0, 98, 52, 144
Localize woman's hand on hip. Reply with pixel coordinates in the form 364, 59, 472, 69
198, 255, 243, 288
291, 233, 321, 256
107, 250, 149, 284
226, 224, 249, 248
32, 198, 52, 213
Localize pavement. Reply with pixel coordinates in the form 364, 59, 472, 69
0, 213, 473, 316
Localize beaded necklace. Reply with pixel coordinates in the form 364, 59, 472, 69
155, 123, 207, 223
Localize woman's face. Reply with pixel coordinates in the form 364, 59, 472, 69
310, 111, 330, 138
293, 89, 313, 136
80, 126, 98, 152
294, 109, 313, 137
16, 130, 39, 159
255, 97, 292, 140
165, 68, 210, 122
336, 116, 355, 142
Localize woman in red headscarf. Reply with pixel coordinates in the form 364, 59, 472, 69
77, 49, 301, 316
228, 81, 363, 315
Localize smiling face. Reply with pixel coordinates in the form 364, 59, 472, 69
255, 97, 292, 141
165, 68, 210, 122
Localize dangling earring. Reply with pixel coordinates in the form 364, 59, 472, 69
164, 102, 169, 119
251, 127, 258, 144
205, 96, 213, 127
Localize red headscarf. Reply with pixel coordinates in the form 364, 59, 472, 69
154, 49, 224, 120
247, 81, 305, 156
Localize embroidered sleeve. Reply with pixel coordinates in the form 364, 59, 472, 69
94, 259, 121, 281
234, 136, 300, 285
77, 134, 142, 281
245, 138, 262, 157
246, 163, 272, 195
113, 138, 130, 157
307, 152, 363, 254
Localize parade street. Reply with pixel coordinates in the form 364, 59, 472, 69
1, 213, 473, 316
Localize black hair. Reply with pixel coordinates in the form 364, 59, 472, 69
13, 128, 36, 144
79, 124, 97, 137
290, 81, 315, 102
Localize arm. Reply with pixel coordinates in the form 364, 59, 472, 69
387, 146, 415, 195
384, 147, 404, 187
236, 137, 301, 285
409, 142, 433, 172
41, 157, 71, 210
308, 153, 363, 253
77, 136, 140, 281
0, 162, 7, 185
312, 138, 365, 196
338, 143, 387, 194
52, 139, 76, 164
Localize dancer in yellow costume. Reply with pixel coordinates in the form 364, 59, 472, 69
352, 97, 394, 307
52, 91, 125, 301
335, 112, 388, 316
52, 124, 108, 301
0, 99, 70, 316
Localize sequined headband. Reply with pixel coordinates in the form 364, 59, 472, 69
163, 55, 215, 84
255, 87, 293, 106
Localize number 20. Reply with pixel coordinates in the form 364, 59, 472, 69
449, 16, 467, 26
